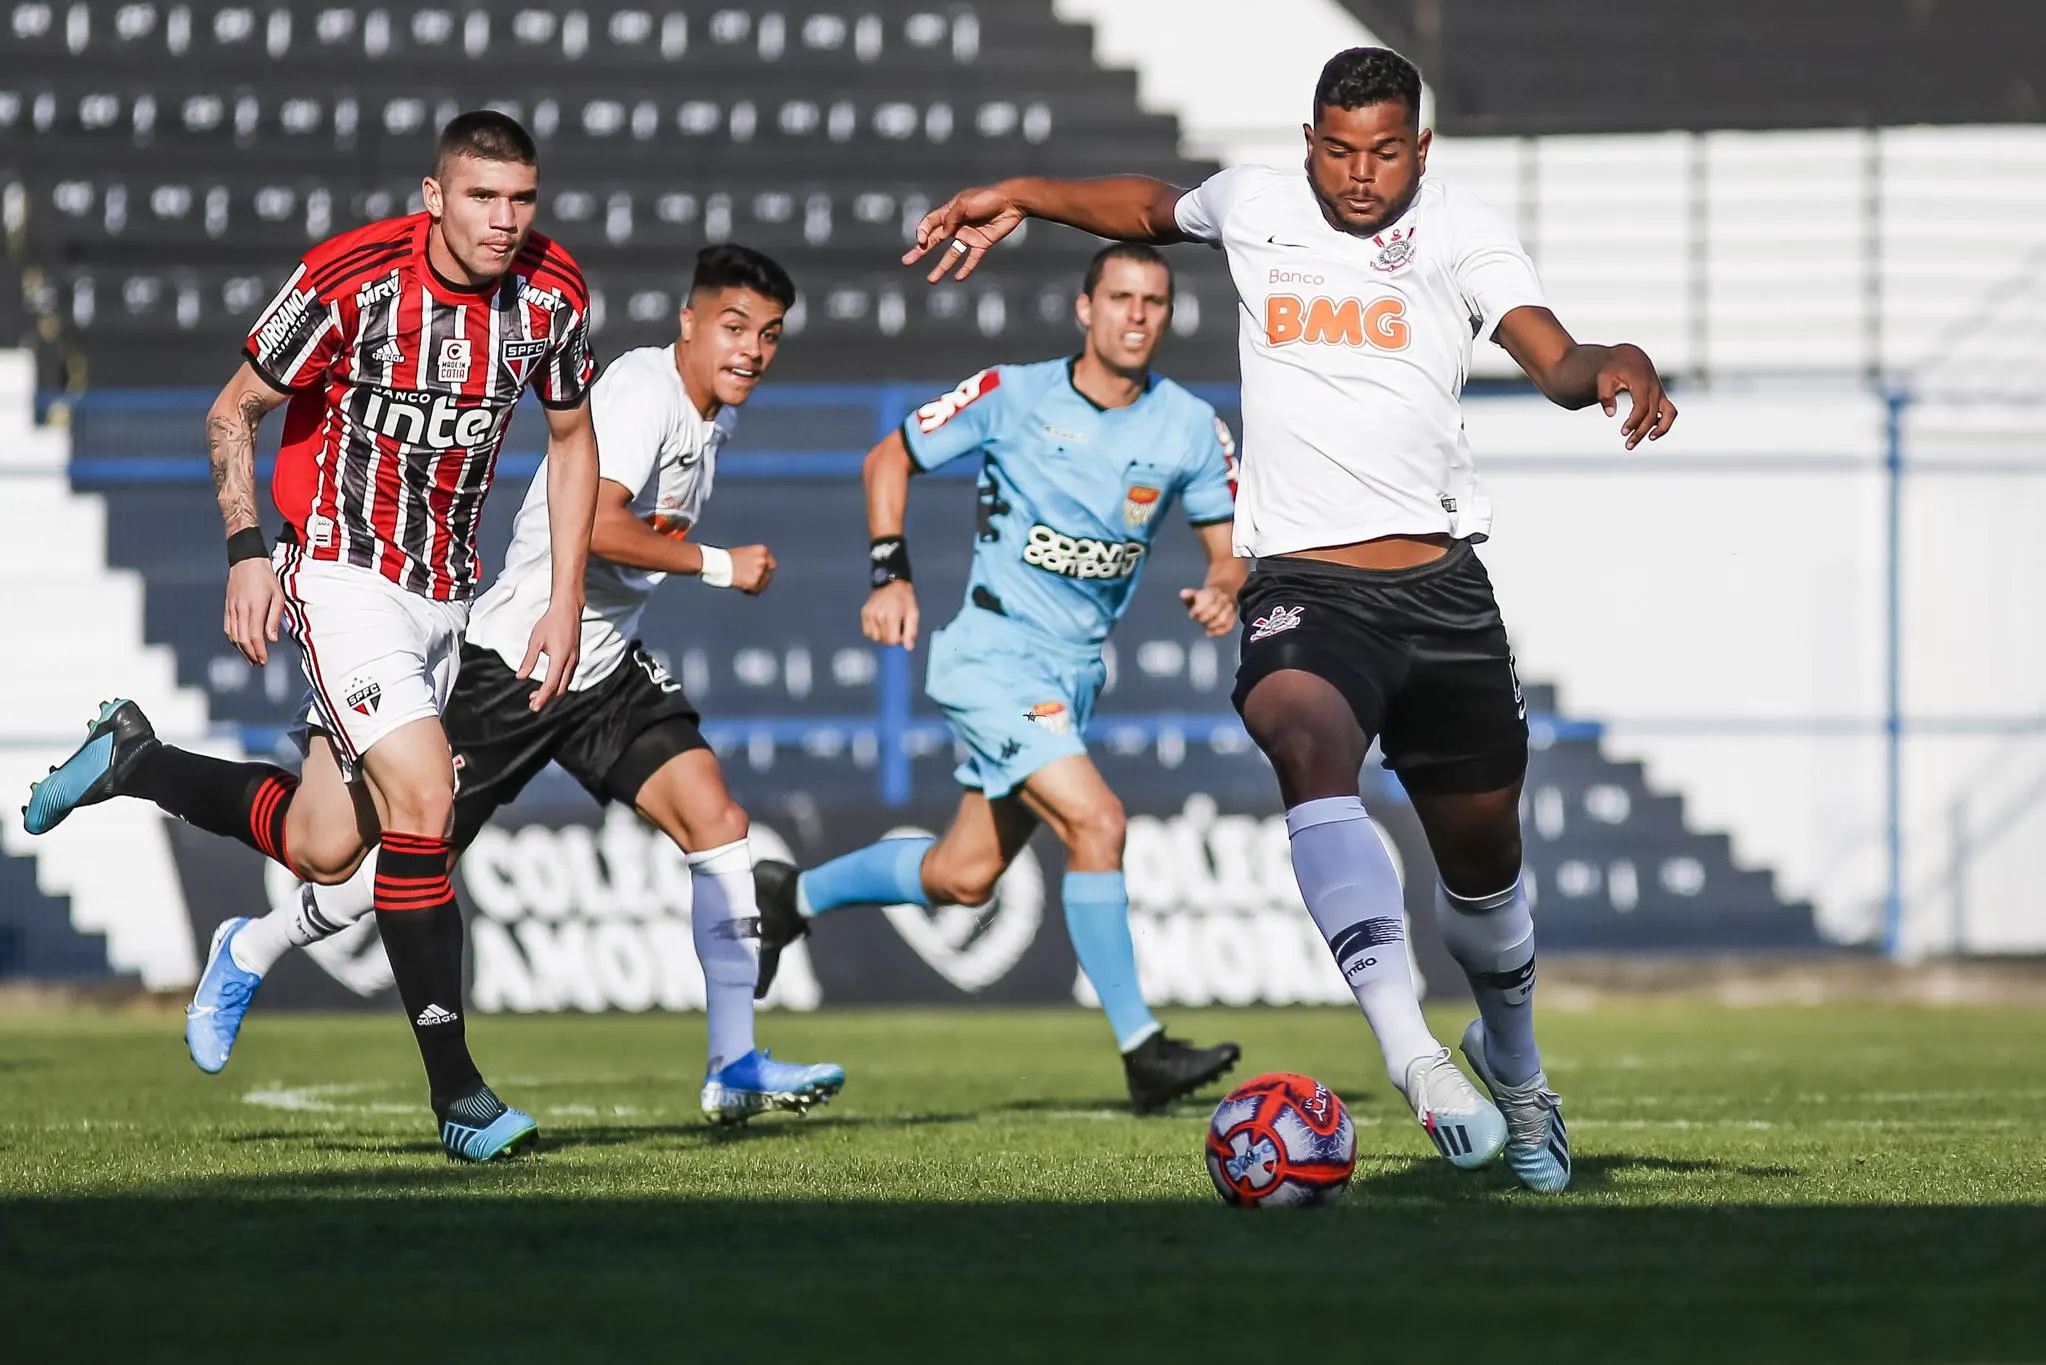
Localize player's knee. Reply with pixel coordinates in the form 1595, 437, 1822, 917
292, 836, 369, 885
1255, 719, 1355, 800
1063, 798, 1126, 866
696, 797, 749, 850
1435, 831, 1523, 899
1240, 674, 1365, 802
924, 854, 1003, 908
380, 780, 455, 839
662, 795, 747, 853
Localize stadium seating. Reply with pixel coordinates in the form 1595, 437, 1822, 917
0, 0, 1239, 385
1338, 0, 2046, 134
0, 0, 1841, 986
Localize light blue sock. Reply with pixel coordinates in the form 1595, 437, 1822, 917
1063, 870, 1157, 1051
796, 837, 933, 917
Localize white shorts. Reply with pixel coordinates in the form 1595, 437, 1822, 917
275, 542, 468, 781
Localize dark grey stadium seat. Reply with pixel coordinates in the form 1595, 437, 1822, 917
3, 0, 1239, 383
1337, 0, 2046, 132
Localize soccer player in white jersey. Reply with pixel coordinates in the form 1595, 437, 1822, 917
902, 48, 1677, 1191
179, 245, 845, 1124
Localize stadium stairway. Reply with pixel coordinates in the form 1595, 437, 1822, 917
0, 348, 221, 987
1517, 682, 1822, 950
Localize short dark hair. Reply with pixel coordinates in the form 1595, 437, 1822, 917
689, 244, 796, 310
435, 110, 538, 172
1082, 242, 1173, 299
1313, 47, 1422, 125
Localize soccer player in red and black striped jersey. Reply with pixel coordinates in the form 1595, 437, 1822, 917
24, 112, 600, 1162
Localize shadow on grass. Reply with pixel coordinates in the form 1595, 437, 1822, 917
223, 1109, 988, 1155
3, 1169, 2039, 1363
1350, 1152, 1805, 1200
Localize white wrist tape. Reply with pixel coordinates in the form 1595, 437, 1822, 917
698, 544, 735, 588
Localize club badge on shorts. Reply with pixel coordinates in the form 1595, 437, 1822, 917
1249, 605, 1303, 642
1123, 485, 1162, 528
344, 676, 383, 716
1023, 701, 1073, 735
437, 337, 472, 385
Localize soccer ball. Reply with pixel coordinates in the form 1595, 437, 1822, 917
1205, 1072, 1357, 1208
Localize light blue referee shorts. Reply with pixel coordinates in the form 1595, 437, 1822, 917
923, 608, 1106, 800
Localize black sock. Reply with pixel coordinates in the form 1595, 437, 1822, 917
122, 746, 298, 867
375, 830, 483, 1114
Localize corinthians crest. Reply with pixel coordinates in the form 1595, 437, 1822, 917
1370, 226, 1418, 273
1123, 484, 1161, 528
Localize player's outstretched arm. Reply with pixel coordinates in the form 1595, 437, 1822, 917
860, 429, 921, 650
906, 177, 1189, 283
1179, 521, 1247, 638
522, 398, 599, 708
206, 363, 291, 666
1494, 306, 1678, 449
588, 480, 776, 593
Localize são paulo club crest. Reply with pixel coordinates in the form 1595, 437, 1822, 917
1123, 484, 1162, 528
1370, 226, 1418, 273
344, 676, 383, 716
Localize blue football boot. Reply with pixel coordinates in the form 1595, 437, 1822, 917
439, 1085, 540, 1162
700, 1048, 846, 1124
24, 699, 160, 835
1460, 1018, 1571, 1193
185, 917, 263, 1074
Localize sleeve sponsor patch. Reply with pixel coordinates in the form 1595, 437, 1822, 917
1212, 414, 1240, 498
915, 368, 1000, 434
246, 264, 337, 387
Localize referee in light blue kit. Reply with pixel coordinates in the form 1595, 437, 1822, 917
752, 243, 1248, 1112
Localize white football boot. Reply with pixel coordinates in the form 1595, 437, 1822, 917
1401, 1047, 1507, 1169
1460, 1018, 1571, 1194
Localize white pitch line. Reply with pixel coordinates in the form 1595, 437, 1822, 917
240, 1082, 413, 1114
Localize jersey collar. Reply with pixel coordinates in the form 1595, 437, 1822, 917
1064, 355, 1157, 413
412, 213, 506, 306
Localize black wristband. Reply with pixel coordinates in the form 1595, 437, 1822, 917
226, 527, 269, 566
869, 535, 912, 590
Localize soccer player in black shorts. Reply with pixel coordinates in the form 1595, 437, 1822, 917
182, 245, 845, 1124
896, 48, 1678, 1191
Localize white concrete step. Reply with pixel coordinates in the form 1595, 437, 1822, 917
3, 570, 147, 636
4, 683, 211, 742
0, 351, 237, 989
0, 483, 107, 568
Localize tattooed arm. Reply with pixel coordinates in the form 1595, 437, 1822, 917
208, 363, 291, 665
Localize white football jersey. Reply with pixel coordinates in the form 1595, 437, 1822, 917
1174, 166, 1545, 556
467, 344, 735, 690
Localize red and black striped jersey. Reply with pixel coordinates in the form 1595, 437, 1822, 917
244, 212, 594, 601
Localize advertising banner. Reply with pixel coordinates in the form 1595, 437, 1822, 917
171, 771, 1472, 1014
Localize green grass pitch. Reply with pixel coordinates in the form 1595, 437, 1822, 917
2, 1002, 2042, 1362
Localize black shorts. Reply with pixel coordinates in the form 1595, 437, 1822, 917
1231, 543, 1529, 795
447, 640, 707, 846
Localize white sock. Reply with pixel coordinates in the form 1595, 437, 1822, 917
229, 857, 378, 975
1436, 879, 1541, 1087
689, 838, 762, 1073
1286, 796, 1441, 1090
